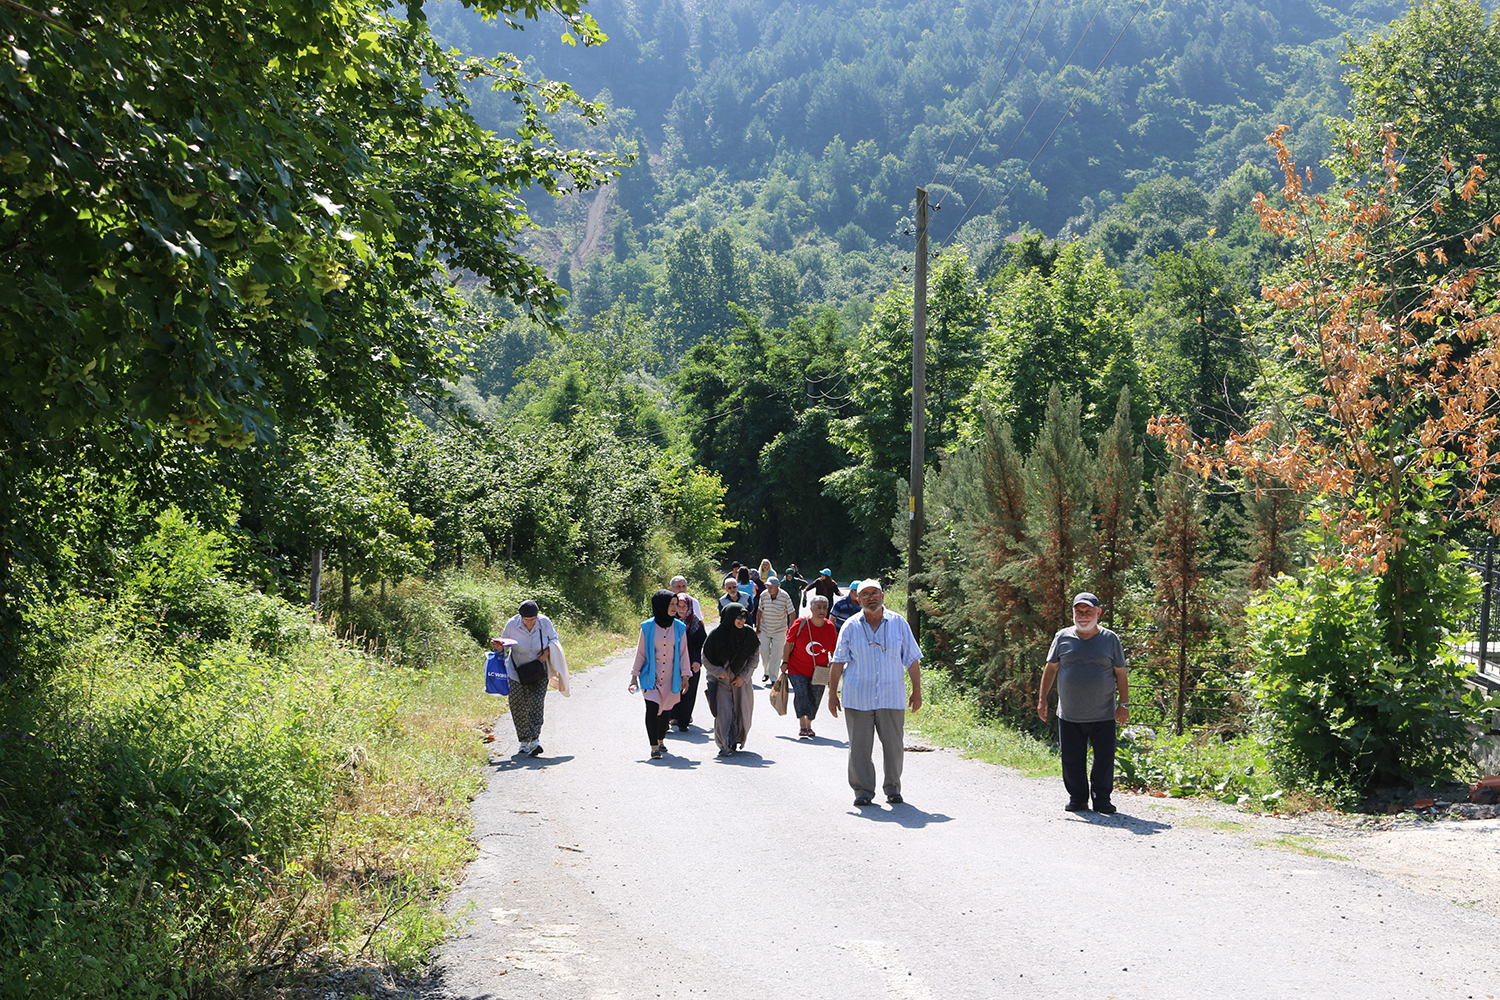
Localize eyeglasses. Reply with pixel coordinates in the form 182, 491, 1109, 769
866, 638, 886, 652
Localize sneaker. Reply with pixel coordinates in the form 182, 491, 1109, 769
1094, 801, 1118, 815
1064, 800, 1088, 812
529, 743, 544, 757
515, 742, 531, 756
650, 745, 664, 759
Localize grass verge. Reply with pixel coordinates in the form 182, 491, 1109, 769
908, 668, 1060, 776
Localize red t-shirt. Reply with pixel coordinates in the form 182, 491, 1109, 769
783, 617, 839, 678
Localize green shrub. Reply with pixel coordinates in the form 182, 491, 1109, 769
1116, 729, 1285, 805
1248, 547, 1492, 793
445, 587, 497, 646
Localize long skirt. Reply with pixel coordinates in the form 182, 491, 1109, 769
713, 673, 755, 751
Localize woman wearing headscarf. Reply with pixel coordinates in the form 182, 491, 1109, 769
629, 589, 693, 760
701, 602, 761, 757
668, 592, 708, 732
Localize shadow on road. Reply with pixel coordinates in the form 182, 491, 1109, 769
849, 803, 953, 828
644, 751, 701, 769
665, 727, 716, 745
713, 750, 775, 767
490, 754, 576, 772
1066, 811, 1173, 835
773, 734, 849, 748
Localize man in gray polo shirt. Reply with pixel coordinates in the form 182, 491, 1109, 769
1036, 592, 1129, 814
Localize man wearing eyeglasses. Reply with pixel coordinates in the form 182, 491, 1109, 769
827, 578, 923, 807
1036, 592, 1130, 814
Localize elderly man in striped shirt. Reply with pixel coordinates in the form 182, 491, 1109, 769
827, 577, 923, 807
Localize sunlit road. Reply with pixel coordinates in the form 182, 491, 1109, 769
429, 649, 1494, 1000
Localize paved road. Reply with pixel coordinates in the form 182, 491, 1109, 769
433, 650, 1494, 1000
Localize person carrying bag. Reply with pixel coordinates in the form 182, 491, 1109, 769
779, 595, 839, 738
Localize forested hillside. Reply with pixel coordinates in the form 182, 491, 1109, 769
433, 0, 1405, 245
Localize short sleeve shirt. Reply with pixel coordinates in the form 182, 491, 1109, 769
1046, 625, 1127, 723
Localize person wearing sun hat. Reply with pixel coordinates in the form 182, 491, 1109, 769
827, 577, 923, 807
1036, 592, 1130, 814
809, 568, 840, 606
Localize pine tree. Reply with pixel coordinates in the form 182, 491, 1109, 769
1024, 387, 1093, 631
1092, 387, 1142, 626
1150, 460, 1210, 735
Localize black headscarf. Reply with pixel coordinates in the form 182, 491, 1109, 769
703, 602, 758, 672
650, 589, 675, 629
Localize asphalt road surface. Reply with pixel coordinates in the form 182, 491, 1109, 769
433, 649, 1496, 1000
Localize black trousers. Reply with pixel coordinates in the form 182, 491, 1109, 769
645, 700, 673, 746
669, 667, 701, 728
1059, 717, 1117, 807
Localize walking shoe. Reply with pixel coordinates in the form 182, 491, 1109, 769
886, 794, 904, 805
529, 743, 544, 757
853, 796, 874, 807
515, 742, 532, 756
1064, 800, 1088, 812
1094, 801, 1118, 815
716, 748, 735, 758
650, 745, 664, 759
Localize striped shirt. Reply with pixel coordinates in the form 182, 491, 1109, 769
832, 610, 922, 711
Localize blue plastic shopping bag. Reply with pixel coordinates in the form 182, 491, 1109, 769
484, 649, 510, 696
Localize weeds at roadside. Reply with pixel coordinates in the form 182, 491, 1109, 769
1253, 835, 1349, 862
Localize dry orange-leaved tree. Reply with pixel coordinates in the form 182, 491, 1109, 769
1151, 126, 1500, 577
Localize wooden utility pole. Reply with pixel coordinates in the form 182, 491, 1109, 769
907, 188, 928, 625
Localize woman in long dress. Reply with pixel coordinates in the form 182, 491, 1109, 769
701, 602, 760, 757
668, 592, 708, 732
629, 589, 693, 760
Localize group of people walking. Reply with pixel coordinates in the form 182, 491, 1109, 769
489, 569, 1130, 813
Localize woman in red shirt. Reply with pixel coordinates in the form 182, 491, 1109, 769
781, 594, 839, 738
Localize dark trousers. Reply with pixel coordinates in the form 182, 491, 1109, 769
669, 668, 701, 729
1059, 717, 1117, 807
788, 673, 825, 721
645, 700, 672, 746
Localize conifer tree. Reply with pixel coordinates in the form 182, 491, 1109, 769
1150, 460, 1210, 735
1024, 387, 1093, 631
1092, 387, 1142, 626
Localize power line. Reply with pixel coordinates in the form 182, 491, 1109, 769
926, 0, 1035, 195
934, 0, 1061, 212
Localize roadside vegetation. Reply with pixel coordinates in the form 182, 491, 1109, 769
1, 539, 635, 1000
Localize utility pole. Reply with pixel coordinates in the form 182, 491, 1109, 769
907, 188, 928, 626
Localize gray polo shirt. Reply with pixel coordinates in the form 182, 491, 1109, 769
1046, 625, 1127, 723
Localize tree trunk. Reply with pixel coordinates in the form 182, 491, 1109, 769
308, 548, 323, 609
340, 542, 352, 619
